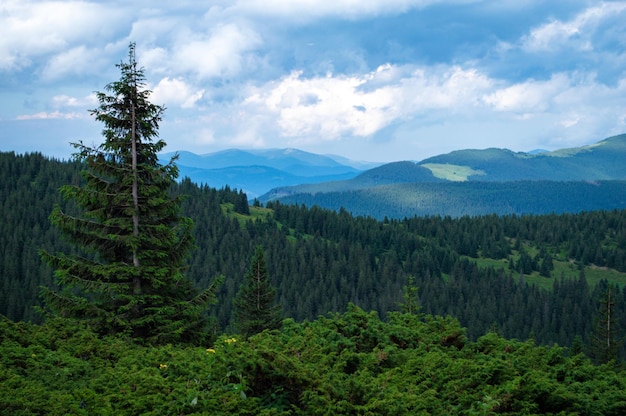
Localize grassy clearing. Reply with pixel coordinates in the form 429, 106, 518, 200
221, 203, 273, 226
421, 163, 485, 181
472, 256, 626, 291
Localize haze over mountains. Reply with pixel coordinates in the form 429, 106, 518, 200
160, 135, 626, 218
159, 148, 381, 199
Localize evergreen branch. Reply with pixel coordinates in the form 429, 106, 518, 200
190, 275, 225, 307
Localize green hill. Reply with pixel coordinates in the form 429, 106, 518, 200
259, 134, 626, 218
268, 180, 626, 219
419, 134, 626, 181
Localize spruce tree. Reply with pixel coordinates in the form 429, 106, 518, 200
589, 282, 622, 364
398, 275, 421, 315
40, 43, 222, 344
233, 245, 282, 337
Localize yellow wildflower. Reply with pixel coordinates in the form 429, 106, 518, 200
224, 337, 237, 344
159, 363, 168, 370
206, 348, 216, 354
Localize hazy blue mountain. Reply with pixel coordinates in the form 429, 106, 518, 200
159, 148, 381, 198
258, 134, 626, 218
261, 161, 444, 200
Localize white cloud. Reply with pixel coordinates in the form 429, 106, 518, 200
41, 46, 107, 81
233, 61, 626, 158
483, 74, 570, 113
138, 46, 170, 74
172, 23, 262, 79
128, 17, 178, 46
522, 2, 626, 52
16, 110, 84, 120
151, 77, 204, 108
244, 64, 493, 141
15, 92, 97, 120
52, 93, 97, 108
0, 0, 124, 71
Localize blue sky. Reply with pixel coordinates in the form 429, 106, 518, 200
1, 0, 625, 162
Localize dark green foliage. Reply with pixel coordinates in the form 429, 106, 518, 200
233, 246, 282, 337
268, 180, 626, 219
2, 308, 626, 415
38, 44, 221, 344
4, 148, 626, 357
0, 152, 82, 322
398, 275, 420, 315
590, 282, 623, 364
539, 252, 554, 277
233, 189, 250, 215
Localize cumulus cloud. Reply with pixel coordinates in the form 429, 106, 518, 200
522, 2, 626, 52
483, 74, 570, 113
41, 46, 108, 81
151, 77, 205, 108
0, 0, 124, 71
171, 23, 262, 79
52, 93, 98, 108
244, 64, 493, 141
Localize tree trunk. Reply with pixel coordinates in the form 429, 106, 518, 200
131, 83, 141, 295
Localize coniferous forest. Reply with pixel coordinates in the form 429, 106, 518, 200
2, 45, 626, 414
3, 148, 626, 413
3, 150, 626, 348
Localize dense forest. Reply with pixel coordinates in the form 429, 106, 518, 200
3, 308, 626, 414
2, 150, 626, 359
259, 134, 626, 219
266, 179, 626, 219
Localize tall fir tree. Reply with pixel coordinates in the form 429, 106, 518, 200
40, 43, 222, 344
589, 282, 622, 364
233, 245, 282, 337
398, 275, 421, 315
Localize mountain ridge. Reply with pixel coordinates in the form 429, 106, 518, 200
157, 134, 626, 216
159, 148, 381, 198
257, 134, 626, 218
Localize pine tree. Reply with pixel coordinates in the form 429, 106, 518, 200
539, 253, 554, 277
233, 245, 282, 337
40, 43, 222, 344
589, 282, 622, 364
398, 275, 421, 315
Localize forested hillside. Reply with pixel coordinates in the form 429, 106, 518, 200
2, 151, 626, 359
265, 180, 626, 219
419, 134, 626, 181
260, 135, 626, 218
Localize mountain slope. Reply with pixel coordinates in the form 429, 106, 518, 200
268, 180, 626, 219
418, 134, 626, 181
259, 134, 626, 218
262, 161, 444, 200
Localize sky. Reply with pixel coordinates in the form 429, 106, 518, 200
1, 0, 626, 163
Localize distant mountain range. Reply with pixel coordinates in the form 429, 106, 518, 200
162, 134, 626, 218
256, 134, 626, 218
159, 148, 381, 198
